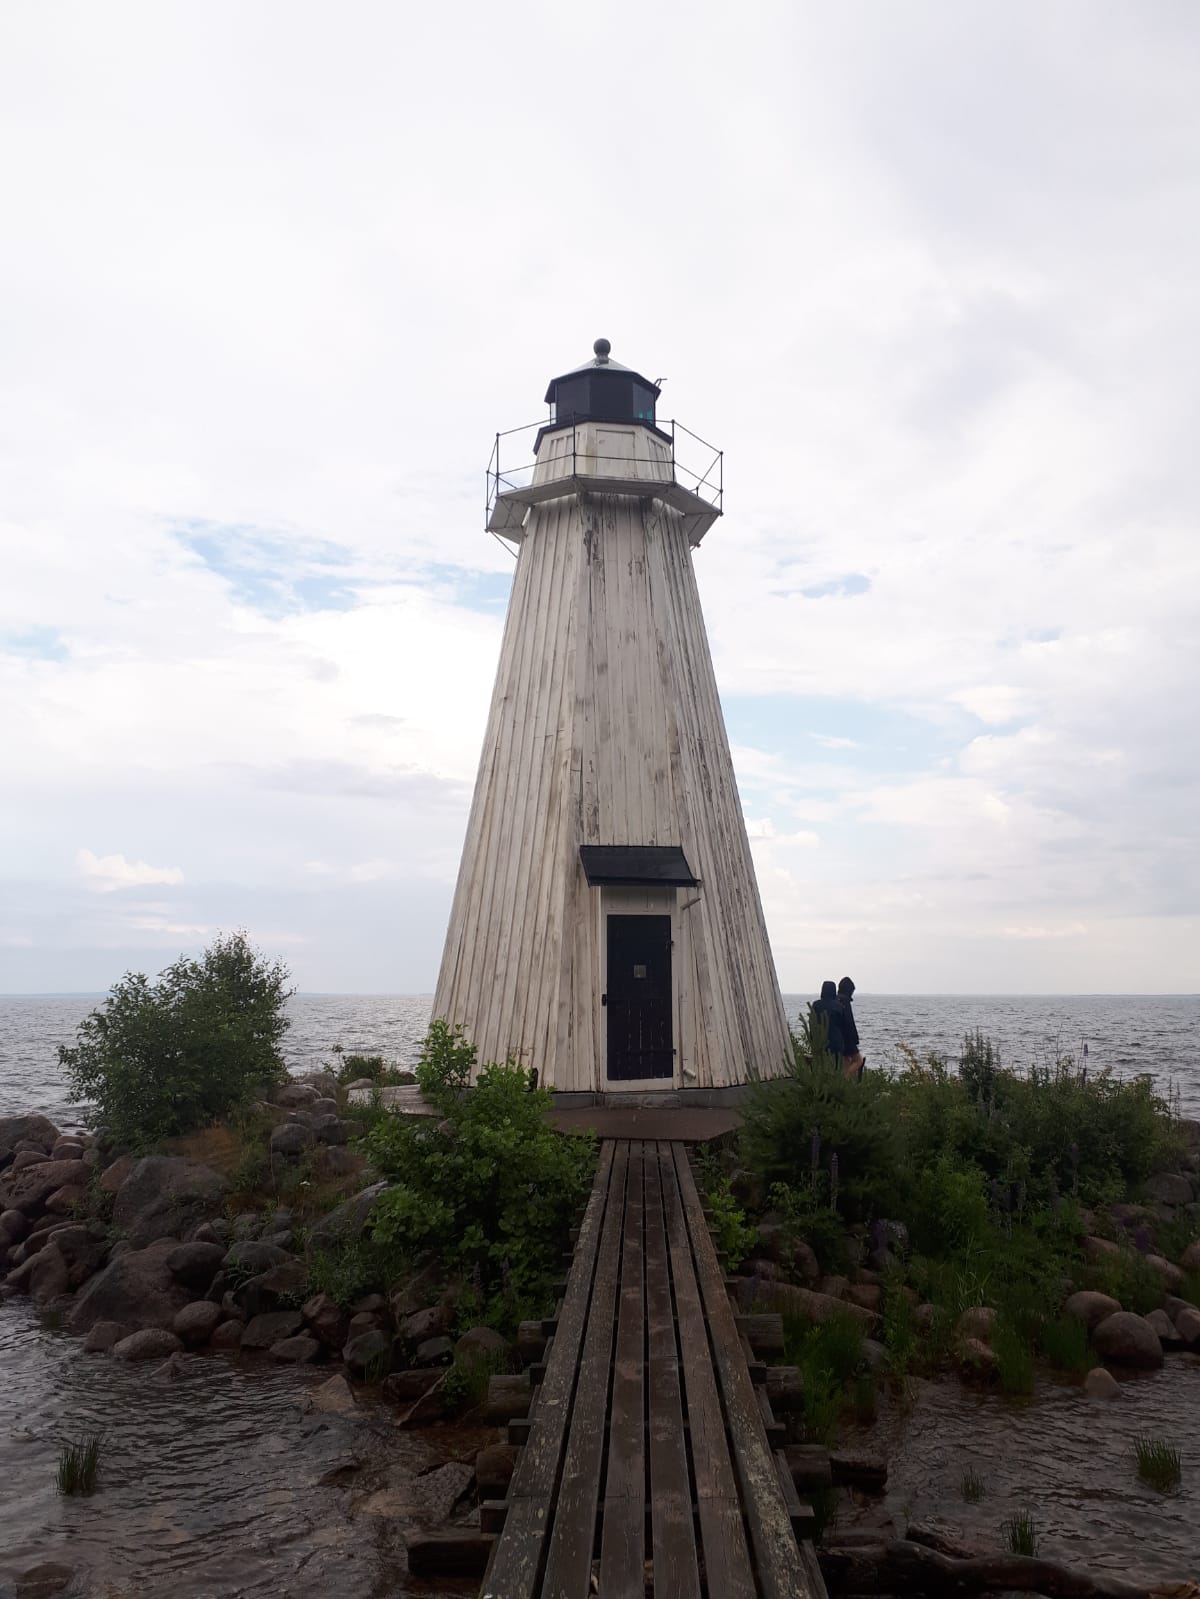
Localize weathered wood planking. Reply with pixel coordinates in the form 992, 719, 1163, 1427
598, 1142, 646, 1594
433, 415, 792, 1093
672, 1145, 821, 1599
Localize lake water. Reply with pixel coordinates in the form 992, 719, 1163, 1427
3, 991, 1197, 1127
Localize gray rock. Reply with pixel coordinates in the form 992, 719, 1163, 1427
308, 1182, 389, 1251
737, 1279, 876, 1329
1092, 1311, 1164, 1368
1145, 1172, 1194, 1206
50, 1140, 85, 1161
1084, 1365, 1120, 1399
1146, 1308, 1181, 1348
269, 1122, 313, 1160
455, 1326, 510, 1362
275, 1083, 320, 1109
166, 1240, 226, 1292
27, 1245, 70, 1307
222, 1240, 290, 1275
861, 1338, 888, 1373
0, 1114, 60, 1164
409, 1461, 474, 1525
403, 1305, 450, 1344
190, 1219, 230, 1247
310, 1099, 339, 1118
312, 1116, 349, 1146
210, 1319, 244, 1350
310, 1373, 357, 1414
1064, 1290, 1122, 1331
302, 1292, 350, 1349
242, 1310, 304, 1349
316, 1145, 363, 1178
112, 1156, 225, 1247
45, 1182, 88, 1216
342, 1329, 394, 1378
415, 1336, 454, 1366
231, 1211, 260, 1241
270, 1334, 320, 1362
10, 1150, 50, 1174
958, 1336, 999, 1379
13, 1559, 75, 1598
83, 1319, 130, 1352
238, 1259, 308, 1317
97, 1154, 135, 1195
1173, 1305, 1200, 1346
1178, 1239, 1200, 1273
348, 1310, 386, 1340
5, 1159, 90, 1217
382, 1368, 444, 1402
0, 1208, 29, 1244
68, 1238, 191, 1333
113, 1327, 184, 1361
174, 1300, 223, 1344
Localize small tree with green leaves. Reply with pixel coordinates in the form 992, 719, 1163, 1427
60, 932, 292, 1149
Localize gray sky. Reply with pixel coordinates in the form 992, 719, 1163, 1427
2, 1, 1197, 995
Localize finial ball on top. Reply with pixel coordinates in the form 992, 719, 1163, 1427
593, 337, 611, 359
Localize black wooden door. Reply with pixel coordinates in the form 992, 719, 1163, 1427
606, 915, 673, 1080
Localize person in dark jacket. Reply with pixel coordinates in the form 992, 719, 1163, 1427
811, 980, 845, 1063
838, 976, 864, 1080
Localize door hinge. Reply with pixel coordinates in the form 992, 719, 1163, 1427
601, 993, 607, 1006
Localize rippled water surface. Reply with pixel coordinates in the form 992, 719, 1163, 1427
860, 1362, 1200, 1581
3, 992, 1198, 1127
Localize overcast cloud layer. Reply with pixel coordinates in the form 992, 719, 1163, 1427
1, 1, 1197, 995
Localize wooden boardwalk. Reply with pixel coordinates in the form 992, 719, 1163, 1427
480, 1140, 826, 1599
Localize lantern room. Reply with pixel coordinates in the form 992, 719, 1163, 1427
544, 337, 662, 432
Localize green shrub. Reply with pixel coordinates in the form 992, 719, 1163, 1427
443, 1347, 514, 1415
881, 1280, 918, 1378
767, 1181, 848, 1275
60, 932, 291, 1149
695, 1151, 756, 1269
364, 1022, 594, 1324
1090, 1249, 1164, 1316
781, 1309, 865, 1444
57, 1435, 101, 1495
304, 1240, 409, 1309
333, 1052, 411, 1088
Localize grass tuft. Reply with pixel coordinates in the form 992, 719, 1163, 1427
1001, 1508, 1038, 1556
960, 1466, 985, 1502
1038, 1314, 1093, 1373
1135, 1436, 1182, 1492
57, 1434, 102, 1495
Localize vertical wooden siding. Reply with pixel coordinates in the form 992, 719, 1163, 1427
432, 482, 792, 1090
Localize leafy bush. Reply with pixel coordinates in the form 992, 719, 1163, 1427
363, 1022, 594, 1324
304, 1238, 409, 1309
60, 932, 292, 1149
768, 1181, 848, 1275
781, 1308, 866, 1444
333, 1052, 411, 1088
1089, 1248, 1164, 1315
695, 1150, 757, 1269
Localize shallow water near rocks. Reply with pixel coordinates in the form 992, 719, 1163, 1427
842, 1360, 1200, 1581
0, 1300, 483, 1599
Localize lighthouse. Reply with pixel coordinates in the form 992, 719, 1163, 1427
433, 341, 792, 1097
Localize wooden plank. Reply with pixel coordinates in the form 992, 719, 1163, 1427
644, 1147, 701, 1599
660, 1142, 756, 1599
486, 1142, 616, 1599
599, 1143, 646, 1593
672, 1144, 819, 1599
538, 1141, 629, 1597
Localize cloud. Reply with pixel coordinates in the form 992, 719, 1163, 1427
77, 850, 184, 894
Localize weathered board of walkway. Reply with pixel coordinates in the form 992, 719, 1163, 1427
478, 1138, 826, 1599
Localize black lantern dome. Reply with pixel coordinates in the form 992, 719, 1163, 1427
544, 338, 661, 431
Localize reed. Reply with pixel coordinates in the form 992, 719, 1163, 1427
56, 1434, 101, 1495
960, 1466, 985, 1502
1001, 1509, 1038, 1556
1135, 1436, 1182, 1491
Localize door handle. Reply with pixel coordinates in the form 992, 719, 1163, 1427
601, 994, 607, 1006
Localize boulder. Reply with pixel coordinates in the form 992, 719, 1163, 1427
1092, 1311, 1164, 1368
310, 1373, 357, 1414
241, 1311, 304, 1349
1082, 1235, 1120, 1263
455, 1326, 510, 1362
1064, 1290, 1122, 1332
846, 1283, 883, 1314
312, 1116, 349, 1146
913, 1302, 937, 1334
1173, 1306, 1200, 1346
51, 1140, 85, 1161
1083, 1365, 1120, 1399
166, 1241, 226, 1292
1180, 1239, 1200, 1273
348, 1310, 386, 1340
301, 1292, 350, 1349
403, 1306, 450, 1345
744, 1280, 876, 1330
44, 1224, 105, 1288
316, 1145, 364, 1179
309, 1098, 339, 1118
12, 1561, 76, 1598
83, 1320, 130, 1352
0, 1114, 60, 1164
10, 1150, 50, 1174
958, 1337, 999, 1379
270, 1334, 320, 1362
44, 1185, 87, 1217
210, 1319, 244, 1350
174, 1300, 223, 1345
5, 1159, 90, 1217
68, 1238, 191, 1333
408, 1461, 474, 1525
1145, 1254, 1183, 1293
382, 1369, 444, 1403
112, 1156, 225, 1247
24, 1245, 70, 1307
0, 1208, 29, 1245
343, 1328, 395, 1378
98, 1155, 135, 1195
113, 1328, 184, 1361
269, 1123, 313, 1160
190, 1219, 230, 1247
238, 1260, 309, 1318
476, 1443, 517, 1498
308, 1182, 389, 1251
221, 1240, 290, 1275
1145, 1172, 1194, 1206
1145, 1308, 1182, 1348
275, 1082, 321, 1108
415, 1336, 454, 1366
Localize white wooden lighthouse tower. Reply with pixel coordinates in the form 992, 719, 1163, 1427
433, 341, 792, 1096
